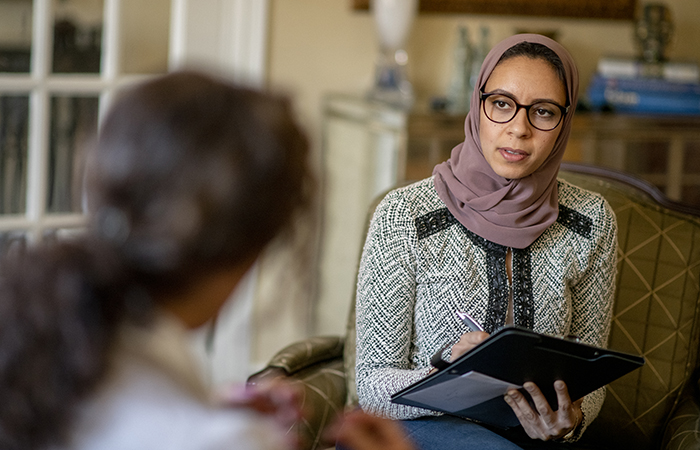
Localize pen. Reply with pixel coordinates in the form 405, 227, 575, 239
456, 311, 485, 332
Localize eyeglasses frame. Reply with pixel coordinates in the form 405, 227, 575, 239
479, 90, 570, 132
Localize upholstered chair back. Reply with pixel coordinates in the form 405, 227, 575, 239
560, 166, 700, 450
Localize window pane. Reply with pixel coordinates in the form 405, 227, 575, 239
43, 227, 85, 243
121, 0, 170, 74
0, 0, 32, 73
0, 230, 28, 256
52, 0, 103, 74
0, 95, 29, 214
47, 95, 98, 213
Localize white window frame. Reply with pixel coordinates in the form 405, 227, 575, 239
0, 0, 155, 244
0, 0, 271, 385
169, 0, 269, 87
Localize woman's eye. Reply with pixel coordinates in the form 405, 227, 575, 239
533, 106, 555, 117
493, 100, 512, 110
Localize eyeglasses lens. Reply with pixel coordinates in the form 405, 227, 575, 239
483, 95, 563, 131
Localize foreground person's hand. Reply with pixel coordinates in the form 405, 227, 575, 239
332, 410, 417, 450
216, 379, 303, 435
504, 380, 582, 441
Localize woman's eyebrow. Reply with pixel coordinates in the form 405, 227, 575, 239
485, 88, 564, 105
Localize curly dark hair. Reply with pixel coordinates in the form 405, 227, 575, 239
0, 240, 129, 449
88, 71, 314, 290
0, 71, 313, 449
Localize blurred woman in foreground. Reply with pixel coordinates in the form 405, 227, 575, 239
0, 71, 415, 450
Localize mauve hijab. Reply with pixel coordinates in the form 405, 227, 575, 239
433, 34, 579, 249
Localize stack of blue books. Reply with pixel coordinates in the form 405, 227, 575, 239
585, 57, 700, 115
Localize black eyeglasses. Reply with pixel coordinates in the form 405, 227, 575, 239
480, 91, 569, 132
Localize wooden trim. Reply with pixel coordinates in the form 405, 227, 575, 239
352, 0, 637, 20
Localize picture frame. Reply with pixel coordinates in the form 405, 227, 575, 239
351, 0, 637, 20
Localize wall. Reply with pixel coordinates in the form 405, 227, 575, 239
256, 0, 700, 363
0, 0, 169, 73
269, 1, 699, 136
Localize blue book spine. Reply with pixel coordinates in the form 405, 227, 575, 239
586, 75, 700, 114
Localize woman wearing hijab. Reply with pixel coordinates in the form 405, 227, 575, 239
354, 34, 617, 449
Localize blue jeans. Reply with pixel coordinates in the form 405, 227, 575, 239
335, 415, 573, 450
399, 415, 524, 450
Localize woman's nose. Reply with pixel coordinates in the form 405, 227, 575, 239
505, 108, 532, 138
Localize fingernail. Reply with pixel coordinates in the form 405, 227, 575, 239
524, 383, 535, 392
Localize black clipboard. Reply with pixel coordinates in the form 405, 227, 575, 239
390, 326, 645, 428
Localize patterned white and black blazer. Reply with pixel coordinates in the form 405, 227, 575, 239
355, 176, 617, 436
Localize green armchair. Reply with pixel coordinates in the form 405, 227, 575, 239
248, 162, 700, 450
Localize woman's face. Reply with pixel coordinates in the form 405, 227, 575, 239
479, 56, 567, 180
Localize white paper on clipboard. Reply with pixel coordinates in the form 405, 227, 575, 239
401, 371, 521, 413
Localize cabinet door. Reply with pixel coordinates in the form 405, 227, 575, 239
567, 114, 700, 206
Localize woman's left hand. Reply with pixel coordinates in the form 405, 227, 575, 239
503, 380, 582, 441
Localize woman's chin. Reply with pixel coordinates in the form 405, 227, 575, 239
492, 164, 534, 180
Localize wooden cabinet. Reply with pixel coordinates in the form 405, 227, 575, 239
405, 111, 465, 181
402, 111, 700, 206
567, 114, 700, 204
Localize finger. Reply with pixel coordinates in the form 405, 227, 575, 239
504, 390, 541, 439
523, 382, 557, 428
554, 380, 576, 428
507, 388, 540, 422
554, 380, 572, 408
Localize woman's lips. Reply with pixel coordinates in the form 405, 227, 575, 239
498, 147, 528, 162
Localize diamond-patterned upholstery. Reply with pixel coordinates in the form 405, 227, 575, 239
248, 163, 700, 450
559, 164, 700, 450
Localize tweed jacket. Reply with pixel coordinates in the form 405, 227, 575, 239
355, 176, 617, 436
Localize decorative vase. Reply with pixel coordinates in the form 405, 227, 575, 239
446, 25, 472, 114
368, 0, 418, 108
635, 3, 674, 63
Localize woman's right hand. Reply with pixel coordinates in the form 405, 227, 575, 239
450, 331, 489, 360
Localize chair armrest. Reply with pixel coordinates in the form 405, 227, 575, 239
247, 336, 346, 450
662, 385, 700, 450
248, 335, 344, 380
